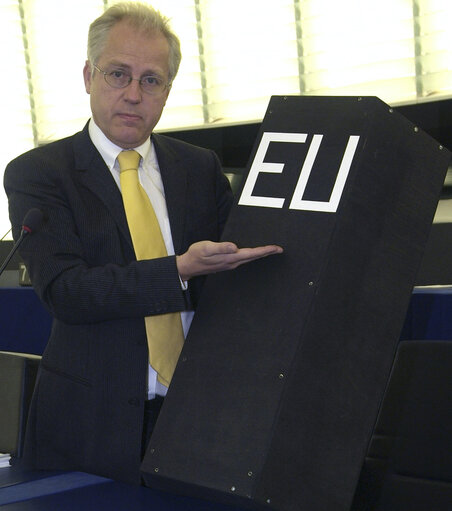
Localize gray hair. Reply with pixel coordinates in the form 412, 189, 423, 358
87, 2, 181, 84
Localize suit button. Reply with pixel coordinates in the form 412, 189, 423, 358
128, 398, 140, 407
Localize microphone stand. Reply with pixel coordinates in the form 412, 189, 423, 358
0, 228, 28, 278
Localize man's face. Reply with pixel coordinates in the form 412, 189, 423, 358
83, 20, 171, 149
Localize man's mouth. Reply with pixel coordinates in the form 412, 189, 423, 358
117, 113, 141, 121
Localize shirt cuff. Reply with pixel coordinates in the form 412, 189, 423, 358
179, 274, 188, 290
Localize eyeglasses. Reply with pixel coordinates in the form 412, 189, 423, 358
93, 64, 170, 95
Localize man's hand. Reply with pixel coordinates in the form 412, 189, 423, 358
176, 241, 283, 281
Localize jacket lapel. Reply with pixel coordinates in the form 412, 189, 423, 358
72, 124, 133, 249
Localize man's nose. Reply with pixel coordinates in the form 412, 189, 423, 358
123, 78, 142, 102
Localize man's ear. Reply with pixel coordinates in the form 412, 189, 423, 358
83, 61, 92, 94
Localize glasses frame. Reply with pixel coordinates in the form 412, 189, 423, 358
93, 64, 171, 95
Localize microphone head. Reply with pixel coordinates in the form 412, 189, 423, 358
22, 208, 44, 234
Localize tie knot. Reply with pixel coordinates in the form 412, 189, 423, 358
117, 150, 141, 172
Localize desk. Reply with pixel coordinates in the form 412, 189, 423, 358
0, 288, 51, 355
0, 467, 245, 510
401, 286, 452, 341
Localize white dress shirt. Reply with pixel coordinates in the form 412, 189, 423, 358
88, 119, 194, 398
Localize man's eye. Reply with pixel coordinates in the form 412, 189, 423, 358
142, 75, 161, 86
110, 70, 125, 79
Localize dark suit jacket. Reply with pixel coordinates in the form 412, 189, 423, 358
4, 123, 233, 484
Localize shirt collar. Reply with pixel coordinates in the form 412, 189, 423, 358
88, 119, 152, 171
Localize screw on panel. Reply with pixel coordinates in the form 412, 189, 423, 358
154, 467, 159, 473
308, 281, 314, 286
279, 373, 284, 379
389, 108, 394, 113
439, 145, 444, 150
231, 486, 236, 492
248, 471, 253, 477
414, 126, 419, 132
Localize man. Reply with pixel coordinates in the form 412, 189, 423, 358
4, 2, 281, 484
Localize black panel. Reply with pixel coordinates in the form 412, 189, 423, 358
142, 96, 450, 511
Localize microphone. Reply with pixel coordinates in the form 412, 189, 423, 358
0, 208, 44, 278
20, 208, 44, 235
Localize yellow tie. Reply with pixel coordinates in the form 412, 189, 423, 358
118, 150, 184, 387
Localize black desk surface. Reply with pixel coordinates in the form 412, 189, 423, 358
401, 286, 452, 341
0, 467, 246, 510
0, 287, 51, 355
